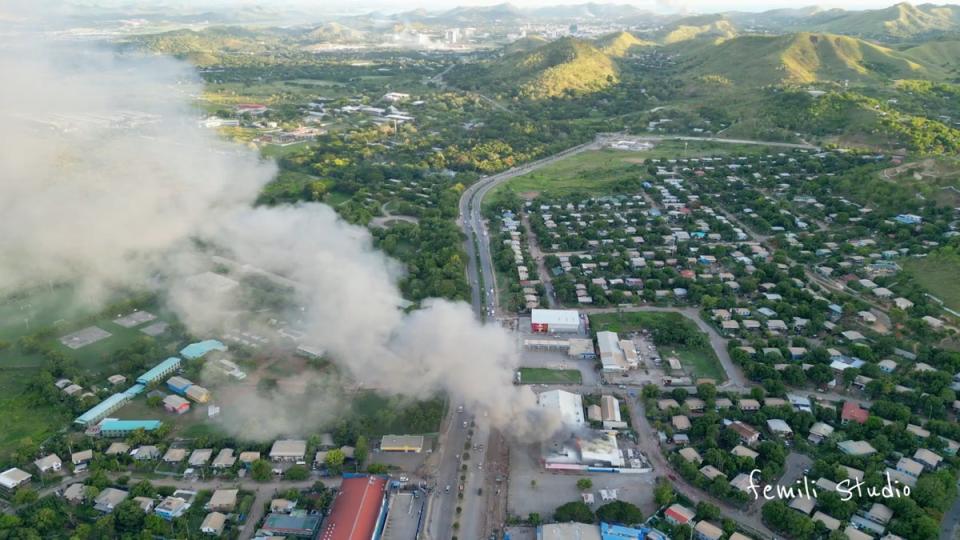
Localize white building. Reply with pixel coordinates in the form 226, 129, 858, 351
530, 309, 581, 333
538, 390, 585, 428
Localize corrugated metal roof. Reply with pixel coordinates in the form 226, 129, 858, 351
136, 357, 181, 384
180, 340, 226, 359
319, 476, 387, 540
75, 393, 131, 425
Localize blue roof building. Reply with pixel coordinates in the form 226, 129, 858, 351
136, 357, 182, 385
180, 340, 227, 360
98, 419, 163, 438
123, 384, 146, 398
75, 393, 131, 426
601, 523, 668, 540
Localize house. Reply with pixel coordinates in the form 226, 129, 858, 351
893, 297, 914, 310
841, 465, 864, 482
200, 512, 226, 536
729, 421, 761, 445
878, 359, 897, 373
270, 440, 307, 462
270, 498, 297, 514
866, 503, 894, 526
672, 415, 691, 431
156, 491, 194, 520
212, 449, 237, 469
738, 399, 761, 411
207, 489, 238, 512
189, 448, 213, 466
163, 394, 190, 414
658, 399, 680, 411
730, 473, 754, 494
0, 468, 31, 493
133, 496, 155, 512
685, 398, 705, 412
163, 448, 187, 463
731, 445, 759, 460
788, 496, 815, 515
808, 422, 834, 444
838, 440, 876, 456
132, 445, 159, 460
913, 448, 943, 470
896, 457, 924, 478
845, 525, 873, 540
381, 435, 426, 453
105, 442, 130, 455
679, 447, 702, 464
767, 419, 793, 438
812, 511, 840, 531
664, 503, 695, 526
700, 465, 725, 481
873, 287, 893, 299
922, 315, 944, 329
694, 520, 723, 540
63, 483, 87, 504
34, 454, 62, 473
94, 488, 128, 513
71, 450, 93, 467
238, 451, 260, 465
907, 423, 930, 439
841, 402, 869, 424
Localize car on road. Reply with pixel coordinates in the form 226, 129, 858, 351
445, 485, 451, 493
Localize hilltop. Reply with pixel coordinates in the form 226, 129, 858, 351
658, 14, 738, 45
799, 2, 960, 40
448, 37, 618, 98
676, 32, 934, 86
595, 31, 655, 57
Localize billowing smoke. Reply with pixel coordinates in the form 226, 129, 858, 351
0, 30, 559, 440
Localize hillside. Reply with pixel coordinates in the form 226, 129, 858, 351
503, 35, 549, 55
658, 15, 738, 45
801, 2, 960, 40
595, 31, 655, 57
677, 32, 935, 86
450, 37, 618, 98
901, 39, 960, 73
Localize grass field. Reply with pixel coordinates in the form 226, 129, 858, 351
485, 141, 770, 207
589, 311, 726, 382
904, 253, 960, 312
517, 367, 583, 384
0, 368, 72, 461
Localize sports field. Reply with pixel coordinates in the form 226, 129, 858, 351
517, 367, 583, 384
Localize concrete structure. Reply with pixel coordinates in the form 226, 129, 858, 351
380, 435, 425, 453
531, 309, 581, 333
270, 440, 307, 462
538, 390, 585, 428
318, 476, 388, 540
0, 468, 31, 492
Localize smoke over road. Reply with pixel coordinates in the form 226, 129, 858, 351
0, 32, 559, 440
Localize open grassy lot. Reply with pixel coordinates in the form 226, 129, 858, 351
904, 253, 960, 312
485, 141, 770, 207
589, 311, 726, 382
0, 368, 72, 461
517, 367, 582, 384
0, 286, 92, 342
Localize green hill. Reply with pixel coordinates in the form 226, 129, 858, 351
901, 39, 960, 72
454, 37, 618, 98
803, 2, 960, 40
595, 31, 655, 57
503, 35, 549, 55
659, 15, 738, 45
677, 32, 935, 86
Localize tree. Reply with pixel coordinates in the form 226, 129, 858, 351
325, 449, 346, 475
251, 459, 272, 481
576, 478, 593, 491
354, 435, 369, 467
554, 501, 595, 523
367, 463, 389, 474
114, 500, 146, 533
695, 501, 720, 521
596, 501, 643, 525
528, 512, 542, 526
129, 480, 156, 498
654, 480, 674, 506
13, 487, 37, 506
284, 465, 309, 481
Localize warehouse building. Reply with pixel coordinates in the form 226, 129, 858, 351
137, 357, 182, 385
75, 393, 131, 426
97, 419, 163, 438
180, 340, 227, 360
318, 476, 388, 540
538, 390, 585, 428
538, 523, 601, 540
531, 309, 581, 333
185, 385, 211, 403
596, 331, 639, 372
380, 435, 425, 453
163, 395, 191, 415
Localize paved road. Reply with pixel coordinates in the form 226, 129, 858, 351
581, 305, 749, 389
520, 212, 557, 308
424, 408, 473, 540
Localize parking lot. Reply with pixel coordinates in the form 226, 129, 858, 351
507, 440, 658, 519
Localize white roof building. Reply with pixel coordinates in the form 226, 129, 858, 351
531, 309, 580, 333
538, 390, 585, 428
0, 468, 31, 491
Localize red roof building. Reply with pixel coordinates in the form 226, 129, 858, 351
841, 402, 869, 425
319, 476, 388, 540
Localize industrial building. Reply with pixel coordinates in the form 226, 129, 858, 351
318, 476, 388, 540
531, 309, 581, 333
380, 435, 425, 453
97, 419, 162, 438
163, 395, 191, 415
543, 431, 624, 469
596, 331, 639, 372
537, 390, 585, 428
75, 393, 131, 426
538, 523, 601, 540
180, 339, 227, 360
185, 385, 211, 403
137, 357, 182, 385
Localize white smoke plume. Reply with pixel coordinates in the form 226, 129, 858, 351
0, 27, 560, 440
